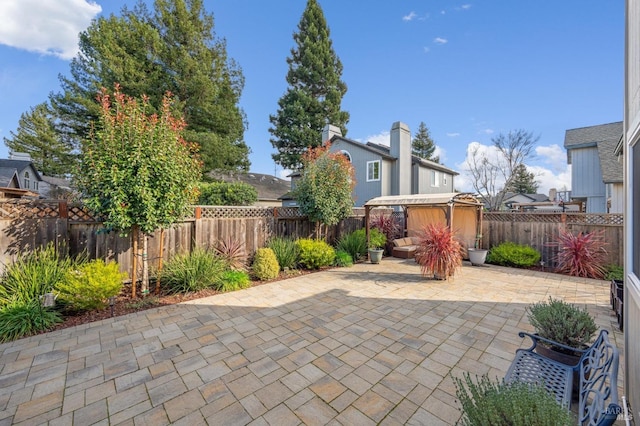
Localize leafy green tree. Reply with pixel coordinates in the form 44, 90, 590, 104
269, 0, 349, 171
3, 102, 76, 177
508, 163, 539, 194
76, 86, 201, 296
51, 0, 249, 173
293, 144, 355, 239
198, 181, 257, 205
412, 122, 439, 163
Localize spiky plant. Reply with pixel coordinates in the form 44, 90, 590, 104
214, 237, 246, 271
415, 223, 462, 279
553, 230, 607, 279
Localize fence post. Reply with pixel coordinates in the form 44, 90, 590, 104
58, 201, 69, 257
192, 206, 202, 253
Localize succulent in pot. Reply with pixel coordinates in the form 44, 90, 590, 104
415, 223, 462, 279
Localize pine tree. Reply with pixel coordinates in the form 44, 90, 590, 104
51, 0, 249, 173
269, 0, 349, 171
412, 122, 439, 163
3, 102, 76, 177
508, 163, 539, 194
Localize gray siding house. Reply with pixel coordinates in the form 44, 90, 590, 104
563, 122, 623, 213
321, 122, 458, 207
0, 157, 42, 196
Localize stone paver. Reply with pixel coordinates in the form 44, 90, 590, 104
0, 259, 625, 425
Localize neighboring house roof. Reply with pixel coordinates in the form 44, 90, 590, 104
564, 121, 623, 163
0, 167, 20, 188
41, 175, 73, 190
209, 172, 290, 201
597, 139, 624, 183
0, 159, 42, 181
335, 137, 459, 175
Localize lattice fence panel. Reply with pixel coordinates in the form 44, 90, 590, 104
199, 206, 274, 219
483, 212, 563, 223
0, 200, 60, 219
275, 207, 306, 218
565, 213, 624, 225
68, 205, 102, 222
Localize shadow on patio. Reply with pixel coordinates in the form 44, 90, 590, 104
0, 259, 624, 425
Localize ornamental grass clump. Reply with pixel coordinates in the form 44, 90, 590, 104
415, 223, 462, 279
160, 248, 227, 293
552, 229, 607, 279
527, 296, 598, 350
0, 300, 62, 343
266, 236, 299, 270
454, 373, 575, 426
214, 237, 246, 271
335, 230, 367, 262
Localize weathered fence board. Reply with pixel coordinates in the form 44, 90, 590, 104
482, 212, 623, 267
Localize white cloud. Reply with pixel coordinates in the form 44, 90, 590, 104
403, 11, 417, 21
434, 37, 448, 45
455, 141, 571, 196
447, 132, 460, 137
479, 128, 494, 135
277, 169, 293, 181
460, 4, 472, 10
423, 47, 431, 54
0, 0, 101, 60
364, 131, 391, 147
434, 146, 447, 163
536, 144, 568, 173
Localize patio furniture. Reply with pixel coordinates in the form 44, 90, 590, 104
391, 237, 418, 259
504, 329, 621, 426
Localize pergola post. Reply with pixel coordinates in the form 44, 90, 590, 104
365, 205, 371, 261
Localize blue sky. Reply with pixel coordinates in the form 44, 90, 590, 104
0, 1, 624, 195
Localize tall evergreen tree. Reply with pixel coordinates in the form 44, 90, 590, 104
508, 163, 539, 194
51, 0, 249, 172
411, 122, 439, 163
269, 0, 349, 171
3, 102, 76, 177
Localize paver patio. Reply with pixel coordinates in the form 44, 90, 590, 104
0, 258, 624, 425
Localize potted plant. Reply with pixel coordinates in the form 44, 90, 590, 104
367, 228, 387, 264
467, 233, 488, 266
415, 223, 462, 279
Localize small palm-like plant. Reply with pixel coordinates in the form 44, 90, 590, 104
214, 237, 246, 271
553, 229, 607, 279
370, 213, 401, 245
415, 223, 462, 279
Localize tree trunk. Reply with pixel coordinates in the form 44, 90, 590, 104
131, 225, 138, 298
156, 228, 164, 294
141, 233, 149, 297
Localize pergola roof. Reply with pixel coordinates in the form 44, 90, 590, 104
364, 192, 482, 208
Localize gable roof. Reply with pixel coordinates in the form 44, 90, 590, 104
564, 121, 623, 164
597, 138, 624, 183
209, 171, 290, 201
0, 159, 42, 181
332, 137, 458, 175
0, 167, 20, 188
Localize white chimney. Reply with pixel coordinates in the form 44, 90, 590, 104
10, 152, 31, 161
390, 121, 411, 195
321, 124, 342, 145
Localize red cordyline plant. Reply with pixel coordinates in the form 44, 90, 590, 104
552, 229, 608, 279
370, 213, 402, 243
415, 223, 462, 279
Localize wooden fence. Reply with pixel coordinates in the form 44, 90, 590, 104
482, 212, 624, 267
0, 200, 365, 277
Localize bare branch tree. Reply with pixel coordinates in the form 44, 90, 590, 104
466, 130, 539, 210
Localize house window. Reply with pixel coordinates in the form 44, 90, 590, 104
367, 161, 380, 181
431, 170, 440, 187
23, 172, 30, 189
443, 175, 447, 185
340, 150, 352, 162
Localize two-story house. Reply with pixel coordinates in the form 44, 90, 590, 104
315, 122, 457, 207
0, 154, 43, 198
563, 121, 623, 213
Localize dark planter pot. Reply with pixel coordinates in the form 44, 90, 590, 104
610, 279, 624, 331
369, 249, 384, 264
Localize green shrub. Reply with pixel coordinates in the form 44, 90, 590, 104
266, 236, 299, 270
605, 264, 624, 281
486, 242, 541, 267
336, 230, 367, 262
160, 248, 227, 293
252, 248, 280, 280
334, 250, 353, 267
454, 373, 575, 426
0, 299, 62, 343
296, 239, 336, 269
56, 260, 126, 311
0, 243, 77, 307
218, 270, 251, 292
527, 296, 597, 349
198, 181, 258, 206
